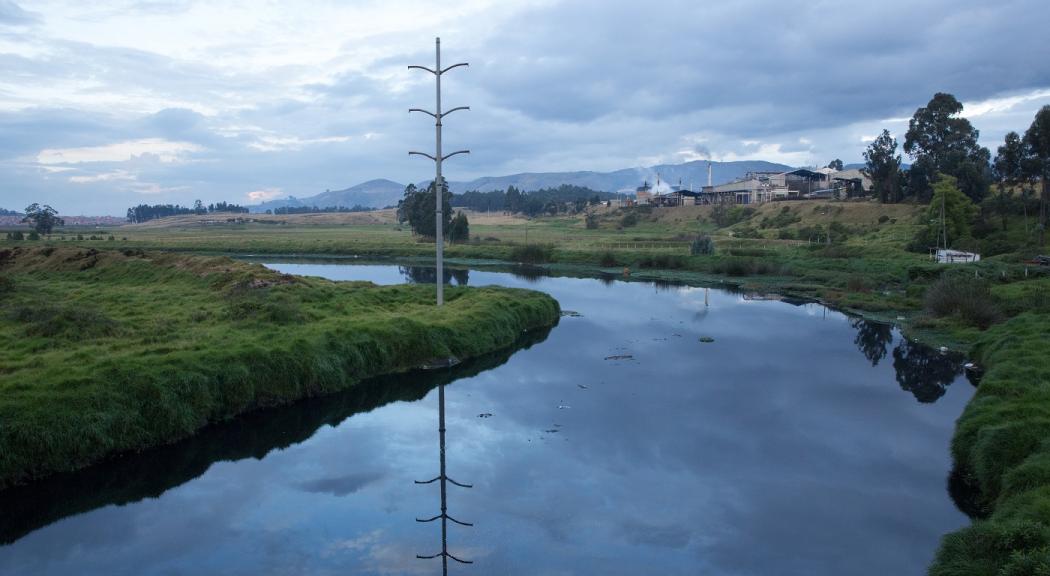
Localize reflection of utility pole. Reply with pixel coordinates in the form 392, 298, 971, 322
416, 381, 473, 574
409, 37, 469, 307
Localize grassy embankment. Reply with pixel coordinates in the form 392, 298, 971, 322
0, 246, 560, 489
4, 200, 1050, 572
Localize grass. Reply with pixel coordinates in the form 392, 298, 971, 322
0, 246, 560, 488
930, 313, 1050, 575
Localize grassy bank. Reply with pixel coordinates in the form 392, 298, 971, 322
0, 246, 560, 488
931, 310, 1050, 574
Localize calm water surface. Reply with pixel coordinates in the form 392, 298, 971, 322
0, 263, 975, 576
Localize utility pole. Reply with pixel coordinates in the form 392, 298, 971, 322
409, 37, 469, 306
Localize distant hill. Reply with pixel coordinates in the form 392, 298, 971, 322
249, 160, 796, 212
253, 179, 405, 213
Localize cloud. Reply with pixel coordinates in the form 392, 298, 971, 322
36, 138, 203, 165
68, 169, 136, 183
246, 187, 283, 202
0, 0, 1048, 215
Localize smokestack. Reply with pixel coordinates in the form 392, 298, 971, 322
707, 161, 712, 187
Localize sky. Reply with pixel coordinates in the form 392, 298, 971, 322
1, 0, 1049, 216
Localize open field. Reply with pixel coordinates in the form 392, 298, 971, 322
0, 246, 559, 488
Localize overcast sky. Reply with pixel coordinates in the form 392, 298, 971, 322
1, 0, 1049, 215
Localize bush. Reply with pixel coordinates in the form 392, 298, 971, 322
620, 211, 640, 228
10, 305, 121, 338
690, 235, 714, 255
510, 243, 554, 264
924, 275, 1002, 329
878, 214, 890, 224
599, 251, 619, 267
638, 254, 686, 269
777, 229, 795, 240
27, 231, 39, 241
711, 257, 784, 277
585, 213, 600, 230
760, 206, 801, 229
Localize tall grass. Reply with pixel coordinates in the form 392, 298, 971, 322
0, 247, 560, 488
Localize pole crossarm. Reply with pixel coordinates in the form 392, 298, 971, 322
417, 552, 474, 564
408, 65, 437, 74
415, 474, 473, 488
442, 150, 470, 161
408, 151, 438, 161
415, 513, 474, 527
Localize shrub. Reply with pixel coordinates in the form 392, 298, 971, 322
924, 275, 1002, 329
690, 235, 714, 255
10, 305, 121, 338
0, 275, 13, 294
510, 243, 554, 264
760, 206, 801, 229
777, 229, 795, 240
599, 251, 619, 267
585, 213, 600, 230
27, 231, 39, 241
878, 214, 890, 224
620, 211, 640, 228
638, 254, 686, 269
846, 275, 870, 292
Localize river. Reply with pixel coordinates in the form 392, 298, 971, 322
0, 262, 975, 576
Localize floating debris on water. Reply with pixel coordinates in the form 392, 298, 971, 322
698, 336, 715, 343
561, 310, 583, 318
577, 384, 588, 390
478, 413, 493, 418
544, 429, 560, 434
558, 404, 571, 410
604, 354, 634, 360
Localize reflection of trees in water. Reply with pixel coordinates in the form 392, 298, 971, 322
651, 279, 685, 293
850, 318, 894, 367
0, 327, 554, 546
891, 339, 963, 403
509, 265, 547, 283
399, 266, 469, 286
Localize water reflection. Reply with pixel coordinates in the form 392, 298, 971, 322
892, 339, 964, 403
0, 328, 552, 546
850, 318, 894, 367
414, 375, 474, 573
399, 265, 470, 286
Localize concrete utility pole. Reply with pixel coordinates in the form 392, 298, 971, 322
409, 37, 469, 306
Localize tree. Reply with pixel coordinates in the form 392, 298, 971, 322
21, 203, 64, 235
397, 180, 451, 238
864, 130, 902, 203
993, 131, 1026, 231
448, 211, 469, 243
925, 174, 977, 249
827, 158, 844, 171
193, 199, 206, 215
903, 93, 991, 203
1023, 105, 1050, 245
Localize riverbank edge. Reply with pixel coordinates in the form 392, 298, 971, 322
246, 252, 1050, 574
0, 248, 561, 489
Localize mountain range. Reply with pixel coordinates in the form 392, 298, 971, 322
250, 160, 795, 213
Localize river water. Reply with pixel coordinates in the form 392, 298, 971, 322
0, 262, 975, 576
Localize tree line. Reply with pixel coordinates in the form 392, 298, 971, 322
451, 184, 617, 216
126, 200, 249, 223
864, 92, 1050, 247
0, 208, 21, 216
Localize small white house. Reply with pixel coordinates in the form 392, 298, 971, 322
933, 249, 981, 264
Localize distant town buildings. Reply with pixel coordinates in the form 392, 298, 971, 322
633, 166, 873, 206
